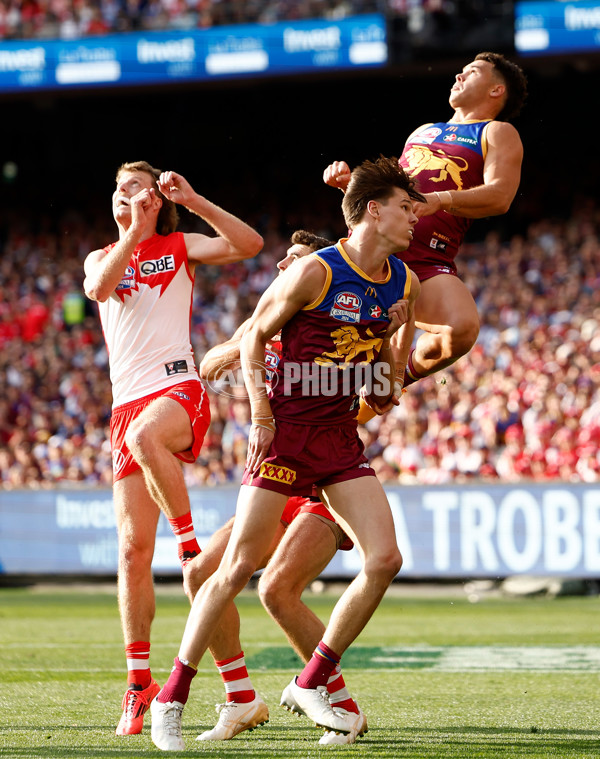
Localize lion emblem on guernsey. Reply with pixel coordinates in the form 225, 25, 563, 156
405, 146, 468, 190
315, 325, 383, 366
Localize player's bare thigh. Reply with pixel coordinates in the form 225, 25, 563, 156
321, 476, 399, 561
414, 273, 479, 335
127, 396, 194, 454
185, 510, 287, 594
184, 518, 235, 595
219, 485, 289, 575
261, 512, 339, 592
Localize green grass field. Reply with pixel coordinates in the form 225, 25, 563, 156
1, 582, 599, 758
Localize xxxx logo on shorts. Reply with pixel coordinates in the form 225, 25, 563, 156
259, 463, 297, 484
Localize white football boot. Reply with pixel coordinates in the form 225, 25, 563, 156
150, 698, 185, 751
196, 694, 269, 741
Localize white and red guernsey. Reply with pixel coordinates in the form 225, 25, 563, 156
98, 232, 200, 407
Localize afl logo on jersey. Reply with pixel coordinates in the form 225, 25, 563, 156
415, 127, 442, 145
330, 291, 362, 323
264, 349, 280, 388
265, 350, 280, 371
116, 265, 136, 291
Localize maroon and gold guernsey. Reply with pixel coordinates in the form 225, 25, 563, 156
399, 120, 489, 277
269, 241, 411, 426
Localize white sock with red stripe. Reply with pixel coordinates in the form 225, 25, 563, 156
214, 652, 255, 703
126, 641, 152, 689
327, 665, 359, 714
167, 511, 201, 566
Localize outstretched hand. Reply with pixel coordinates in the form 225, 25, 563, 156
323, 161, 352, 192
157, 171, 195, 207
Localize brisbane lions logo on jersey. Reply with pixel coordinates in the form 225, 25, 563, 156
315, 325, 383, 366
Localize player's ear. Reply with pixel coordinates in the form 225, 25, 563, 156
490, 83, 506, 100
367, 200, 380, 219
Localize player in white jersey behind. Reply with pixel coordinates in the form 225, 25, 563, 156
83, 161, 263, 737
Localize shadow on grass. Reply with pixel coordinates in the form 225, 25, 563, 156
1, 724, 599, 758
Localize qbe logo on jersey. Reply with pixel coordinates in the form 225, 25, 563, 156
140, 254, 175, 276
330, 292, 362, 323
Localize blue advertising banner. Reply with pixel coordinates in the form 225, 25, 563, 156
0, 14, 387, 93
516, 1, 600, 54
2, 483, 600, 578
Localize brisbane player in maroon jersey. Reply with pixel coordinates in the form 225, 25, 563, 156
324, 52, 527, 392
150, 156, 422, 750
182, 230, 365, 746
151, 157, 423, 750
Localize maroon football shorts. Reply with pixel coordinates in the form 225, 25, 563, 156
110, 380, 210, 482
398, 258, 459, 282
242, 418, 375, 498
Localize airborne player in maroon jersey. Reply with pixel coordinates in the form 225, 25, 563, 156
325, 52, 528, 392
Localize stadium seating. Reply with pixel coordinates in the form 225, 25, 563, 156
1, 202, 598, 488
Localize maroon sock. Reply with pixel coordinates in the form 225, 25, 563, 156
403, 348, 425, 388
296, 641, 341, 690
157, 657, 197, 705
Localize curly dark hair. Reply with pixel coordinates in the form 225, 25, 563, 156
475, 52, 528, 121
342, 155, 425, 229
116, 161, 180, 235
290, 229, 334, 252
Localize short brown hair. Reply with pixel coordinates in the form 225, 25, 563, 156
475, 52, 528, 121
290, 229, 334, 252
342, 155, 425, 229
116, 161, 179, 235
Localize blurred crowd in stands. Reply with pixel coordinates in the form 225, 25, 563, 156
0, 0, 378, 39
1, 0, 493, 41
0, 197, 598, 490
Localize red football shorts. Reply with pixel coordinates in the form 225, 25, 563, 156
242, 418, 375, 497
110, 380, 210, 482
281, 495, 354, 551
